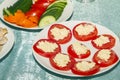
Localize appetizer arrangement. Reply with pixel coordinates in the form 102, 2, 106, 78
32, 21, 119, 76
2, 0, 69, 28
0, 27, 8, 52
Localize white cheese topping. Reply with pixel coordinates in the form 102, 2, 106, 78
93, 35, 110, 47
50, 27, 70, 40
53, 53, 70, 67
37, 41, 58, 52
76, 61, 95, 71
97, 49, 111, 61
72, 42, 89, 55
75, 24, 95, 35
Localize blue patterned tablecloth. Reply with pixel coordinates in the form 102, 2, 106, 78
0, 0, 120, 80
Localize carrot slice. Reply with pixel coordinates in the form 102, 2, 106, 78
27, 16, 39, 24
14, 10, 26, 23
4, 10, 39, 28
4, 14, 16, 23
21, 18, 37, 28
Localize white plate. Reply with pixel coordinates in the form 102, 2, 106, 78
0, 21, 14, 59
0, 0, 73, 30
32, 21, 120, 77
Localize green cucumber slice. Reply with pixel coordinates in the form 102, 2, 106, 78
38, 0, 67, 28
39, 16, 56, 27
41, 7, 63, 19
47, 1, 67, 10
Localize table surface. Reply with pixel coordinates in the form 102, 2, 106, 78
0, 0, 120, 80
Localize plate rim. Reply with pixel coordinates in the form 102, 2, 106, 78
32, 20, 120, 77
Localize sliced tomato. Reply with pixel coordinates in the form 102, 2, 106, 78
91, 34, 116, 49
32, 0, 55, 9
48, 24, 72, 44
49, 53, 75, 71
25, 8, 45, 18
32, 2, 50, 10
33, 39, 61, 58
26, 0, 55, 18
92, 49, 119, 67
73, 22, 98, 41
71, 61, 100, 76
67, 42, 90, 59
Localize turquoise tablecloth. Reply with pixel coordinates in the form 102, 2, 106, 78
0, 0, 120, 80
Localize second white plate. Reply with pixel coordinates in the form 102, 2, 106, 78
0, 21, 15, 59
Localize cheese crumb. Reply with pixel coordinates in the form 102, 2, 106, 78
53, 53, 70, 67
93, 35, 110, 46
97, 49, 111, 61
75, 24, 95, 35
72, 42, 89, 55
76, 61, 95, 71
51, 27, 70, 40
37, 41, 58, 52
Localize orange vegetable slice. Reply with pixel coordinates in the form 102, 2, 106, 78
4, 10, 39, 28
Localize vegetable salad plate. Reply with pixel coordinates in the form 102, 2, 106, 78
32, 21, 120, 77
0, 0, 73, 30
0, 21, 14, 59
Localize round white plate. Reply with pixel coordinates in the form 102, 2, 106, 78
32, 21, 120, 77
0, 0, 73, 30
0, 22, 15, 59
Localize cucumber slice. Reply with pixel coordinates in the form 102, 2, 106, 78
41, 7, 63, 19
39, 16, 56, 27
47, 1, 67, 10
3, 9, 11, 16
38, 0, 67, 28
57, 0, 67, 2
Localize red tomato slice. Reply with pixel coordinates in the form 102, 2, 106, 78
49, 53, 75, 71
67, 42, 90, 59
33, 0, 55, 9
71, 61, 100, 76
32, 2, 50, 10
26, 0, 55, 18
33, 39, 61, 58
25, 8, 45, 18
48, 24, 72, 44
92, 49, 119, 67
91, 34, 116, 49
73, 22, 98, 41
